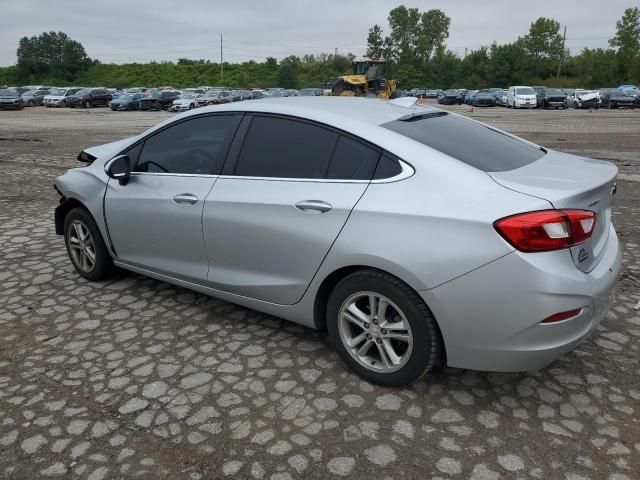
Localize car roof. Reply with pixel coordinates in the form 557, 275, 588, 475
192, 97, 436, 127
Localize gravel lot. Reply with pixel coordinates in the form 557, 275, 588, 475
0, 104, 639, 480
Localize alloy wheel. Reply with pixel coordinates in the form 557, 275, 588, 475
337, 291, 413, 373
68, 220, 97, 273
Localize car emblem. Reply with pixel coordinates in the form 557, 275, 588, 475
588, 199, 600, 208
578, 248, 588, 263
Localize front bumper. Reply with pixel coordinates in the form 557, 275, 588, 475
423, 224, 621, 372
0, 102, 22, 109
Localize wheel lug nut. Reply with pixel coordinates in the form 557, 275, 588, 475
376, 338, 382, 344
381, 329, 387, 334
364, 322, 369, 329
366, 334, 372, 340
373, 319, 378, 325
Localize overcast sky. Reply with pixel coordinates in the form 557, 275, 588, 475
0, 0, 631, 66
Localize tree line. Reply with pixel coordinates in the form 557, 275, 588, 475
366, 6, 639, 89
0, 6, 638, 89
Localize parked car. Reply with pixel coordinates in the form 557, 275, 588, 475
299, 88, 324, 96
230, 90, 253, 101
22, 88, 51, 106
195, 90, 234, 107
599, 89, 636, 109
536, 88, 568, 109
567, 90, 601, 109
507, 86, 537, 109
472, 90, 497, 107
488, 88, 503, 102
66, 88, 112, 108
437, 89, 463, 105
498, 90, 508, 106
53, 96, 620, 387
0, 89, 25, 110
617, 84, 638, 98
109, 93, 143, 111
169, 93, 201, 112
43, 87, 83, 107
464, 90, 478, 105
139, 90, 180, 110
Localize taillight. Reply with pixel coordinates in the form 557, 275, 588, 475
494, 209, 596, 252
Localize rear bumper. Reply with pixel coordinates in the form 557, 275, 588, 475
423, 224, 621, 372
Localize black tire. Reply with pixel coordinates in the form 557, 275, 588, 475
326, 269, 444, 387
64, 207, 114, 281
83, 100, 91, 108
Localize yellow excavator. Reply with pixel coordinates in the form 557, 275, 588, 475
331, 58, 397, 99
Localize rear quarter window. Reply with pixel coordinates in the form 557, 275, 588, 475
382, 112, 545, 172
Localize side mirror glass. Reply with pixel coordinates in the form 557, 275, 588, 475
107, 155, 131, 186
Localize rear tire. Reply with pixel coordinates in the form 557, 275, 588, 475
83, 100, 91, 108
326, 269, 444, 387
64, 208, 114, 281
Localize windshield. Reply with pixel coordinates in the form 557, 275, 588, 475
444, 89, 458, 95
516, 87, 535, 95
382, 112, 545, 172
119, 94, 136, 100
546, 89, 564, 96
48, 88, 66, 96
180, 94, 196, 99
205, 91, 221, 97
0, 89, 18, 97
75, 88, 91, 95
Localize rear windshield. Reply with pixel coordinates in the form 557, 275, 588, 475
382, 112, 545, 172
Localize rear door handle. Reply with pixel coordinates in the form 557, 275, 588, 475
173, 193, 198, 205
295, 200, 332, 213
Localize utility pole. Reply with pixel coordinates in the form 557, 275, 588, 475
464, 47, 468, 58
220, 33, 223, 84
556, 25, 566, 80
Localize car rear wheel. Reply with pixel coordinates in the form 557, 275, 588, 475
64, 208, 114, 281
327, 269, 444, 387
83, 100, 91, 108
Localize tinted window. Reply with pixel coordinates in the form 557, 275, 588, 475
135, 115, 238, 175
373, 153, 403, 179
327, 136, 379, 180
235, 116, 337, 178
382, 113, 545, 172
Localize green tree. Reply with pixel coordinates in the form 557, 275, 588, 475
366, 25, 385, 59
277, 63, 297, 88
609, 7, 640, 81
417, 9, 450, 62
488, 43, 527, 87
461, 47, 490, 87
386, 6, 421, 63
517, 18, 564, 79
17, 31, 92, 83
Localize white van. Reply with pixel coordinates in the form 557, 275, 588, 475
507, 86, 537, 109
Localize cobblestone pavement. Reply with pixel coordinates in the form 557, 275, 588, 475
0, 108, 639, 479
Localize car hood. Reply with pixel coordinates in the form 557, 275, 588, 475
576, 91, 599, 101
81, 136, 140, 164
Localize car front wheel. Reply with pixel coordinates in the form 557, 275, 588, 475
327, 269, 444, 387
64, 208, 114, 281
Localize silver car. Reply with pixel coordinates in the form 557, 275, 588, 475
54, 97, 621, 386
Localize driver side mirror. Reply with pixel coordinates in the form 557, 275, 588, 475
107, 155, 131, 186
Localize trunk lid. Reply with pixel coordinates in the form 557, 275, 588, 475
489, 150, 617, 272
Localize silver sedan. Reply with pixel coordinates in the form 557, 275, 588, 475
54, 97, 621, 386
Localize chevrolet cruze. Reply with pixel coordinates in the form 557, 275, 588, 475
54, 97, 620, 386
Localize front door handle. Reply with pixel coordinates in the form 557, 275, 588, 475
295, 200, 332, 213
173, 193, 198, 205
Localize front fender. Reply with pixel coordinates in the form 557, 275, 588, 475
53, 168, 110, 248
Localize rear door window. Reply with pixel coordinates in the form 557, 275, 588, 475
326, 136, 380, 180
234, 116, 337, 179
382, 112, 545, 172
